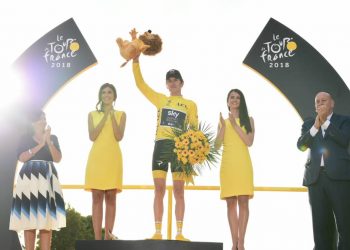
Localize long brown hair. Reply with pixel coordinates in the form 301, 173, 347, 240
227, 89, 252, 133
95, 83, 117, 112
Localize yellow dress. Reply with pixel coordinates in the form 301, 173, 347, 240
85, 111, 124, 192
220, 118, 254, 199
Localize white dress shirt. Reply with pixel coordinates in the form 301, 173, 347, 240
309, 113, 332, 166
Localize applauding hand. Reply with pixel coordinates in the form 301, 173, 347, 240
44, 125, 52, 145
109, 109, 115, 118
228, 112, 238, 128
219, 112, 226, 129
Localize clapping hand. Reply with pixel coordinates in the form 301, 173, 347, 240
228, 112, 238, 128
314, 115, 321, 129
315, 106, 328, 129
109, 109, 116, 120
220, 112, 225, 126
44, 125, 51, 144
318, 111, 327, 125
103, 108, 113, 117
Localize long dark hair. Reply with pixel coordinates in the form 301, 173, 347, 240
96, 83, 117, 112
227, 89, 252, 133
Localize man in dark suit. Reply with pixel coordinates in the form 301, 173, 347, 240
297, 92, 350, 250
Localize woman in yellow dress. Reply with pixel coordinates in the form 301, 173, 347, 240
85, 83, 126, 240
215, 89, 254, 250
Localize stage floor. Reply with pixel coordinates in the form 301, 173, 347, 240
76, 239, 223, 250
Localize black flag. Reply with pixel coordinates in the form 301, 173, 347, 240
13, 18, 97, 109
243, 18, 350, 120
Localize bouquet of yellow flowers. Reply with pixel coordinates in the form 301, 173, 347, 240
160, 123, 220, 182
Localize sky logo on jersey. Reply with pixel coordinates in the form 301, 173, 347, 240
160, 108, 186, 129
168, 110, 180, 119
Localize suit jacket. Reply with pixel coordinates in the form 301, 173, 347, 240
297, 113, 350, 186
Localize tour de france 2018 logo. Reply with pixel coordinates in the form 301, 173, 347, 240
44, 35, 80, 68
260, 34, 297, 69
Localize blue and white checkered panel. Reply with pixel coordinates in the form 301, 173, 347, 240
9, 160, 66, 231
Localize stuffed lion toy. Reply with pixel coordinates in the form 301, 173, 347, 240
116, 28, 162, 67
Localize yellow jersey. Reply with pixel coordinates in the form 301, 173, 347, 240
133, 63, 198, 140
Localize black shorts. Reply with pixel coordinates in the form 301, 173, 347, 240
152, 139, 182, 173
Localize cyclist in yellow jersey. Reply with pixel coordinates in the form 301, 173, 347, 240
132, 56, 198, 241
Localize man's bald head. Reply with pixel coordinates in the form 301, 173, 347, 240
315, 91, 334, 116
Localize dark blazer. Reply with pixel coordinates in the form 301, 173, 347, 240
297, 113, 350, 186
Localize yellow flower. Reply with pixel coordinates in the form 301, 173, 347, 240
189, 150, 195, 157
175, 141, 183, 149
196, 131, 205, 139
187, 129, 195, 137
191, 137, 198, 144
181, 157, 188, 164
197, 152, 204, 158
183, 139, 190, 146
182, 150, 189, 157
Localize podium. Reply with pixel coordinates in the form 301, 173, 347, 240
76, 239, 223, 250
